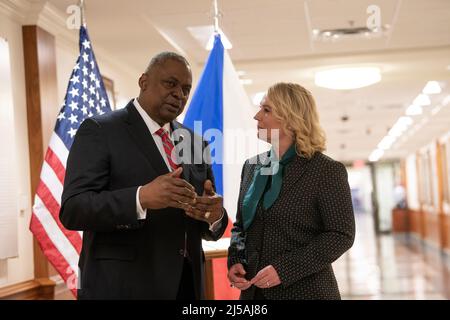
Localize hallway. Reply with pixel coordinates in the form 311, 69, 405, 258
334, 212, 450, 300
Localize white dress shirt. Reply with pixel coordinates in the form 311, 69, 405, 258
132, 99, 222, 231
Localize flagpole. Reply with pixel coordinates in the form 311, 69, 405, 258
79, 0, 86, 27
213, 0, 219, 34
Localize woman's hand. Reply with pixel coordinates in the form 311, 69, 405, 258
227, 263, 251, 290
250, 265, 281, 289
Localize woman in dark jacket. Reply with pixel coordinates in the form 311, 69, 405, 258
227, 82, 355, 300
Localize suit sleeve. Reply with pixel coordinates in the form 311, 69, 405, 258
59, 119, 140, 232
200, 141, 228, 241
227, 161, 248, 269
271, 161, 355, 288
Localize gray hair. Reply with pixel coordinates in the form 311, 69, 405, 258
145, 52, 190, 74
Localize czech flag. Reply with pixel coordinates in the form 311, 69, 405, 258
183, 34, 268, 299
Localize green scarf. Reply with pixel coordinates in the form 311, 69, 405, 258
242, 144, 297, 230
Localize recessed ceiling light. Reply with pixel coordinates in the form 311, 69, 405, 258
388, 116, 413, 138
413, 94, 431, 106
378, 136, 396, 150
423, 81, 441, 94
397, 116, 413, 127
431, 105, 442, 115
369, 149, 384, 162
443, 95, 450, 106
315, 67, 381, 90
405, 104, 423, 116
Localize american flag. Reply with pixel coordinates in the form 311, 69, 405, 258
29, 26, 111, 296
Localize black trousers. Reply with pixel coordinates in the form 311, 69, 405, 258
176, 258, 196, 300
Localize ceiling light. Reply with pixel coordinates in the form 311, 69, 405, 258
312, 24, 390, 42
388, 116, 413, 137
442, 95, 450, 106
378, 136, 396, 150
369, 149, 384, 162
388, 126, 404, 137
405, 104, 423, 116
423, 81, 441, 94
397, 116, 413, 127
431, 105, 442, 115
314, 67, 381, 90
413, 94, 431, 106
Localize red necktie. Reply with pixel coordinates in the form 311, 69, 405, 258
155, 128, 179, 171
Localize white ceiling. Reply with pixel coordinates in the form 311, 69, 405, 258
45, 0, 450, 162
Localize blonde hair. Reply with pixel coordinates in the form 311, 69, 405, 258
267, 82, 326, 158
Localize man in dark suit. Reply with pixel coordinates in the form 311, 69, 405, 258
60, 52, 228, 299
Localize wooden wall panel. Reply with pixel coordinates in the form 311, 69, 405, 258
22, 25, 57, 295
0, 279, 54, 300
440, 214, 450, 250
409, 210, 422, 235
392, 209, 409, 232
424, 213, 440, 246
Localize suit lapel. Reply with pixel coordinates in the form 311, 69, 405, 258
281, 153, 314, 191
124, 101, 169, 176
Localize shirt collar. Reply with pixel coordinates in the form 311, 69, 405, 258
133, 98, 171, 135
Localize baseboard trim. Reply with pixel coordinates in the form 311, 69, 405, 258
0, 278, 55, 300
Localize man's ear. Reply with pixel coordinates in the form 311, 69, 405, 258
138, 73, 147, 91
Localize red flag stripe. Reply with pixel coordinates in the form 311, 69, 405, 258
36, 181, 82, 254
45, 147, 66, 184
29, 214, 78, 297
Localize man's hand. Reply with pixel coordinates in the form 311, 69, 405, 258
139, 167, 197, 211
249, 265, 281, 289
185, 180, 223, 224
228, 263, 251, 290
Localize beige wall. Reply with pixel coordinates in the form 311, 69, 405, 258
0, 10, 34, 288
